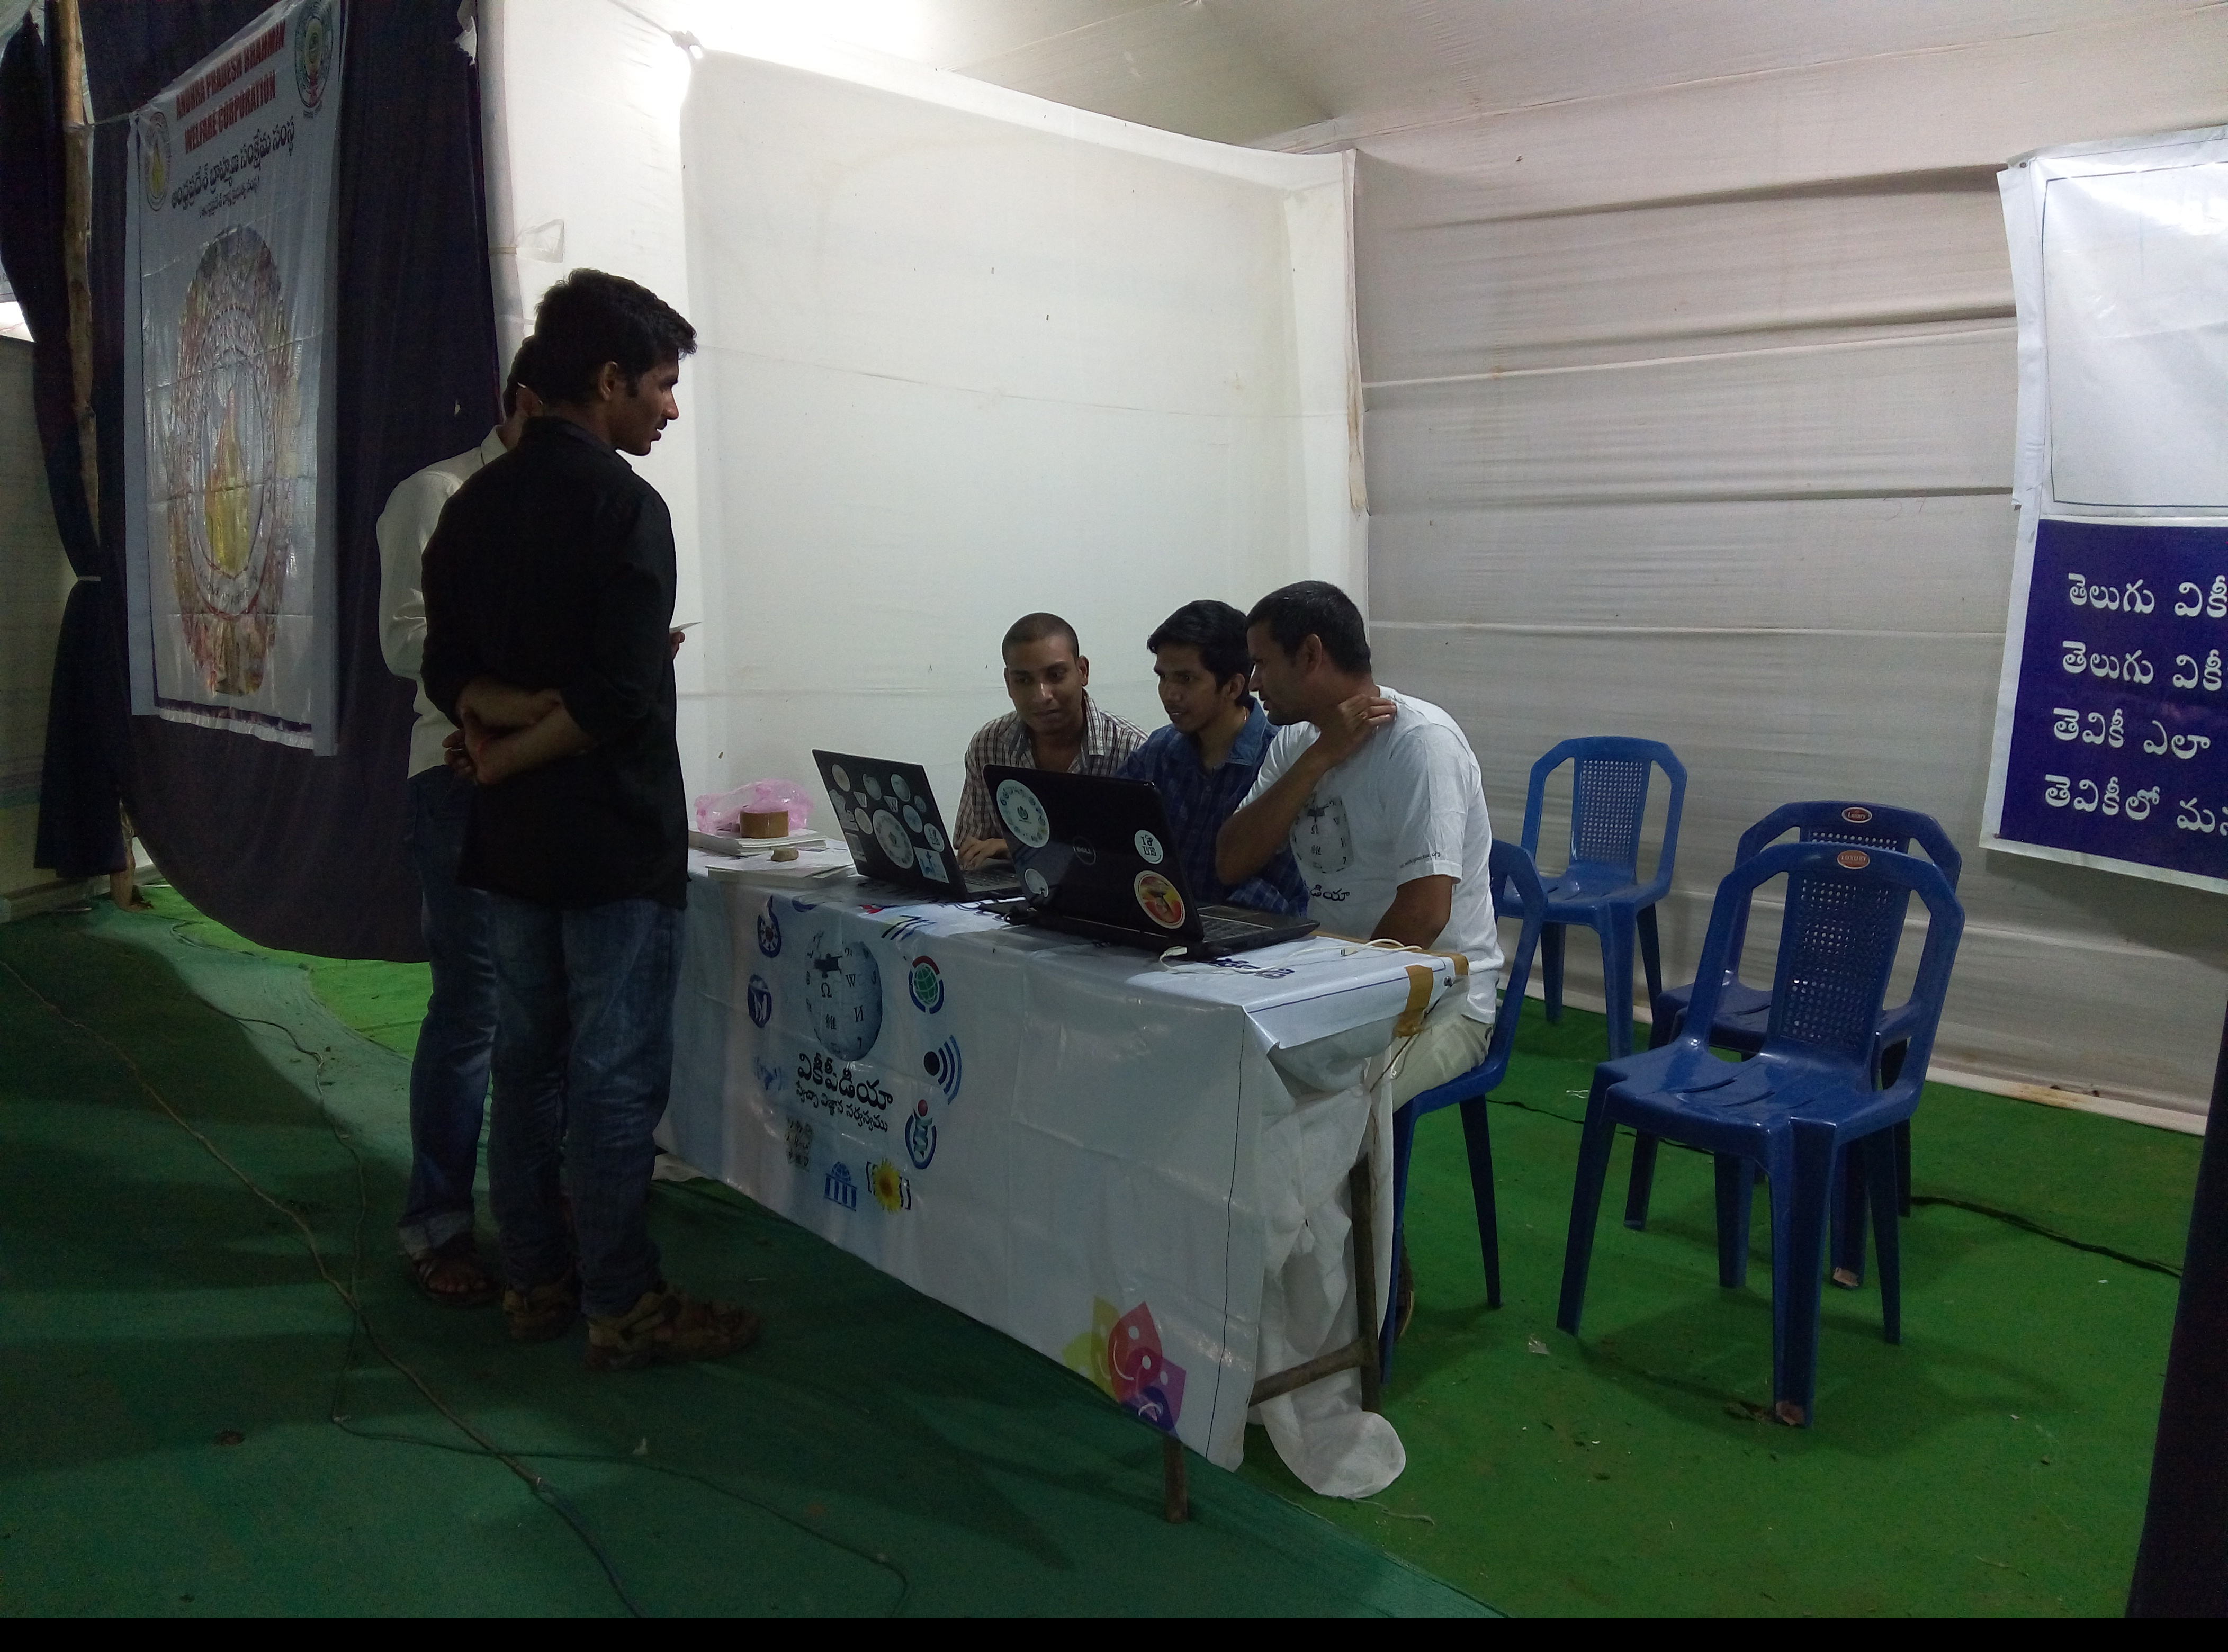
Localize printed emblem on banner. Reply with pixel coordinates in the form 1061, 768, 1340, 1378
1297, 796, 1354, 876
784, 1117, 813, 1169
757, 903, 782, 957
754, 1060, 783, 1095
923, 1037, 963, 1101
805, 926, 883, 1060
1841, 805, 1874, 824
1134, 830, 1164, 865
1837, 849, 1871, 869
139, 110, 172, 209
995, 779, 1053, 848
866, 1159, 912, 1212
1062, 1297, 1185, 1434
746, 973, 772, 1028
908, 956, 944, 1013
1133, 870, 1186, 929
293, 0, 339, 113
822, 1162, 858, 1210
881, 915, 929, 944
904, 1100, 938, 1169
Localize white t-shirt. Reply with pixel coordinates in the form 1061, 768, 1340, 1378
1244, 687, 1505, 1021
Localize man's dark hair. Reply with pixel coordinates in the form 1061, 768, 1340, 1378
1246, 581, 1371, 673
1002, 612, 1080, 660
500, 334, 546, 418
532, 269, 696, 406
1147, 599, 1252, 689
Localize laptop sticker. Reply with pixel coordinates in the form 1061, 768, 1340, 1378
891, 773, 912, 803
873, 810, 913, 866
996, 779, 1053, 848
1023, 866, 1051, 901
865, 775, 884, 801
1134, 870, 1186, 929
1134, 830, 1164, 865
917, 848, 948, 881
903, 805, 922, 833
831, 764, 852, 792
925, 823, 945, 850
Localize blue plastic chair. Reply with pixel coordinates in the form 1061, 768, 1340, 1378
1379, 840, 1549, 1380
1555, 840, 1964, 1425
1625, 802, 1963, 1263
1519, 739, 1686, 1061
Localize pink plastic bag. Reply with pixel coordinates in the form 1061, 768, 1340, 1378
694, 779, 814, 836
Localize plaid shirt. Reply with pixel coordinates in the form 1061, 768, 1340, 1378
955, 694, 1146, 848
1119, 703, 1308, 915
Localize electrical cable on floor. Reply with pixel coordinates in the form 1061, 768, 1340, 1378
0, 953, 912, 1617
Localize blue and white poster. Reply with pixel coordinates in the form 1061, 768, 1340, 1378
1985, 126, 2228, 891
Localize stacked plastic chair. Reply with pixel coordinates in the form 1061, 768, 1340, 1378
1378, 840, 1549, 1380
1519, 738, 1685, 1059
1624, 802, 1963, 1278
1555, 839, 1965, 1425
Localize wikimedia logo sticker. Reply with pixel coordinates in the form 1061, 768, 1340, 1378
747, 974, 772, 1027
908, 955, 944, 1014
867, 1159, 912, 1212
923, 1037, 962, 1101
1063, 1298, 1185, 1435
757, 904, 782, 958
904, 1100, 938, 1170
823, 1162, 858, 1210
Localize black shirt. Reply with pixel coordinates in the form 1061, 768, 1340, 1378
421, 417, 686, 909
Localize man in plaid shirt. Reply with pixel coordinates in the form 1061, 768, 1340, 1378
1119, 600, 1307, 914
954, 613, 1146, 868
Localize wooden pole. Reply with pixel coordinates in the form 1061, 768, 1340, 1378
56, 0, 97, 537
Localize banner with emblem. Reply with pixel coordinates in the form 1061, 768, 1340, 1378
122, 0, 346, 751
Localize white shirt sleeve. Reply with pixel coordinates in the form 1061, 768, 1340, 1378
1240, 723, 1314, 810
1388, 724, 1475, 886
373, 469, 462, 681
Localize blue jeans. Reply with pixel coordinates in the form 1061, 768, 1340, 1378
486, 892, 684, 1318
399, 766, 496, 1255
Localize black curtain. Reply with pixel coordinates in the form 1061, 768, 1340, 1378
66, 0, 499, 959
0, 8, 126, 885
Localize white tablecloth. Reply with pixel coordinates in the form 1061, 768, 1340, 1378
663, 859, 1453, 1495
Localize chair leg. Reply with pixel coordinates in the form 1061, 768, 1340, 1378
1715, 1153, 1753, 1288
1457, 1096, 1502, 1309
1623, 1133, 1659, 1230
1556, 1092, 1620, 1336
1895, 1117, 1913, 1218
1771, 1124, 1837, 1427
1601, 915, 1637, 1060
1636, 903, 1665, 1011
1542, 923, 1566, 1022
1831, 1137, 1869, 1289
1867, 1131, 1903, 1345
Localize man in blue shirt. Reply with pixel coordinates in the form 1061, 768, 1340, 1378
1120, 600, 1308, 914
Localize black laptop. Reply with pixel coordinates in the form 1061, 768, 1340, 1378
812, 750, 1021, 901
981, 765, 1316, 959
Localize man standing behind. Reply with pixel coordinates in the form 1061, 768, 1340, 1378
954, 612, 1145, 868
1217, 581, 1504, 1330
374, 337, 544, 1307
1120, 599, 1306, 914
423, 268, 756, 1369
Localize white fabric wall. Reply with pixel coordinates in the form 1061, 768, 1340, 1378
1316, 5, 2228, 1117
480, 0, 1356, 821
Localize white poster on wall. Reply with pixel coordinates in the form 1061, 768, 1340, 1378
123, 0, 345, 751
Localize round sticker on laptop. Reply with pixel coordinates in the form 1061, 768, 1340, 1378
831, 764, 851, 793
1134, 830, 1164, 865
996, 779, 1052, 848
926, 824, 945, 851
891, 774, 912, 803
873, 810, 912, 865
903, 805, 922, 833
1023, 866, 1050, 902
1134, 870, 1186, 929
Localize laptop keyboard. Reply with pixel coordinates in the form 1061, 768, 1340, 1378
1198, 910, 1278, 944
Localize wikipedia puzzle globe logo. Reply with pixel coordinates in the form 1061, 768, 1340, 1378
804, 924, 883, 1061
161, 226, 297, 698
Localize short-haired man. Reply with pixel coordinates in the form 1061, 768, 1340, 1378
1217, 581, 1504, 1325
423, 268, 756, 1369
1119, 599, 1306, 913
954, 612, 1145, 869
374, 337, 546, 1307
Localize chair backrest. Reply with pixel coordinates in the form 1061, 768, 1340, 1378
1519, 738, 1686, 899
1682, 842, 1964, 1087
1733, 801, 1962, 888
1479, 840, 1549, 1079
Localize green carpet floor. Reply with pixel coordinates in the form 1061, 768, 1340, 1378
1, 888, 2202, 1614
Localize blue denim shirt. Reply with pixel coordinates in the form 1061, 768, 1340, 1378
1119, 703, 1309, 915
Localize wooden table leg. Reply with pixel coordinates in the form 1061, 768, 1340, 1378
1162, 1433, 1190, 1523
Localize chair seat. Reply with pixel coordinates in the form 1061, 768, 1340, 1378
1610, 1048, 1911, 1149
1541, 875, 1651, 913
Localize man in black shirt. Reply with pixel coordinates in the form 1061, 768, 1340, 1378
423, 269, 755, 1369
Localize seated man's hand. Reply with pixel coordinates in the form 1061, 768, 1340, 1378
442, 728, 476, 781
1311, 690, 1397, 768
957, 836, 1010, 870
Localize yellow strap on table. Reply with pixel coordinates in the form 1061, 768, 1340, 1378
1396, 963, 1436, 1037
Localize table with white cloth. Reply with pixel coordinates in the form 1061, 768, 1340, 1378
661, 857, 1459, 1497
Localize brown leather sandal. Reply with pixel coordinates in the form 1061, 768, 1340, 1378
409, 1233, 500, 1309
586, 1283, 761, 1371
502, 1272, 581, 1342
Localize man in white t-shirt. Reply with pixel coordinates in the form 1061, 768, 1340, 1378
1217, 581, 1504, 1327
